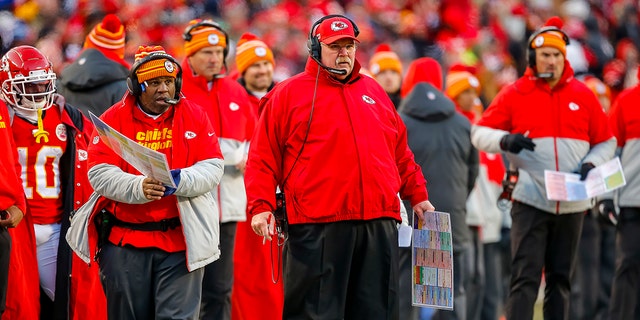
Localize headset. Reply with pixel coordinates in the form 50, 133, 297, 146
183, 19, 229, 74
127, 52, 183, 101
526, 26, 570, 70
306, 14, 360, 75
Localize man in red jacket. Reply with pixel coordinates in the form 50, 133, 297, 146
471, 17, 616, 320
245, 14, 434, 319
607, 67, 640, 320
180, 19, 256, 320
87, 45, 224, 319
0, 96, 25, 317
231, 32, 283, 320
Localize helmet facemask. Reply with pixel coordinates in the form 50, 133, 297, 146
1, 69, 56, 112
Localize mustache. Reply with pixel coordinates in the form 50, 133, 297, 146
335, 57, 352, 64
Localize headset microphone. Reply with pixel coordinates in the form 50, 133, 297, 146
164, 98, 179, 105
537, 72, 554, 79
309, 54, 347, 75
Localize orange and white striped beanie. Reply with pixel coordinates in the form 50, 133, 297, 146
235, 32, 275, 75
183, 19, 227, 57
84, 14, 126, 59
134, 45, 179, 83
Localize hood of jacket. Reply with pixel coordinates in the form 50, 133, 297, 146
398, 82, 456, 122
59, 49, 129, 91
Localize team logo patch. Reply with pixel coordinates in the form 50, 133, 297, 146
56, 124, 67, 141
427, 91, 436, 100
534, 36, 545, 48
362, 95, 375, 104
93, 136, 100, 144
208, 34, 220, 45
185, 131, 196, 139
229, 102, 239, 111
569, 102, 579, 111
78, 149, 88, 161
164, 60, 175, 73
370, 64, 380, 75
254, 47, 267, 57
331, 21, 349, 31
469, 76, 480, 88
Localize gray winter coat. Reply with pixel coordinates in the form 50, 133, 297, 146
57, 49, 129, 117
399, 83, 479, 250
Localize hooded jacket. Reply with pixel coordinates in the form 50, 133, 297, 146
398, 82, 478, 249
57, 48, 130, 117
472, 62, 616, 214
245, 57, 428, 224
181, 59, 256, 224
608, 78, 640, 208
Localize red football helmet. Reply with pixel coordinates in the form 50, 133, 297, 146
0, 45, 56, 111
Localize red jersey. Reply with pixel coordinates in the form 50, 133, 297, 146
105, 106, 184, 252
12, 108, 67, 224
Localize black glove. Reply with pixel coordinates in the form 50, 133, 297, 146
579, 162, 595, 181
597, 199, 618, 226
500, 134, 536, 154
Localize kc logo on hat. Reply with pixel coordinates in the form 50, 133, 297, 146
315, 16, 359, 44
331, 21, 349, 31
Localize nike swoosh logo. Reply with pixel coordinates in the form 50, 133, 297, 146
208, 132, 215, 136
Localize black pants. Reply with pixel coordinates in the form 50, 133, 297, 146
99, 244, 204, 320
398, 246, 420, 320
570, 209, 615, 320
0, 228, 9, 316
200, 222, 237, 320
466, 227, 485, 320
609, 207, 640, 320
505, 202, 584, 320
283, 219, 399, 320
481, 242, 503, 320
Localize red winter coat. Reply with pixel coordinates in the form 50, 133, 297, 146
232, 82, 284, 320
245, 58, 428, 224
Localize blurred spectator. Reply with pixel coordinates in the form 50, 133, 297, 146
583, 14, 614, 78
57, 14, 130, 116
399, 57, 479, 320
400, 57, 443, 98
608, 66, 640, 320
231, 31, 283, 320
569, 75, 616, 320
180, 19, 256, 320
369, 43, 403, 108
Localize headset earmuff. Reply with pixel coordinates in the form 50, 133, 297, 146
127, 53, 183, 99
307, 14, 360, 61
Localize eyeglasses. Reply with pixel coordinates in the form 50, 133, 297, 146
321, 42, 357, 54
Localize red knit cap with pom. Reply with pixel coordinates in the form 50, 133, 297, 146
84, 14, 126, 59
400, 57, 443, 98
369, 43, 402, 76
529, 16, 567, 57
